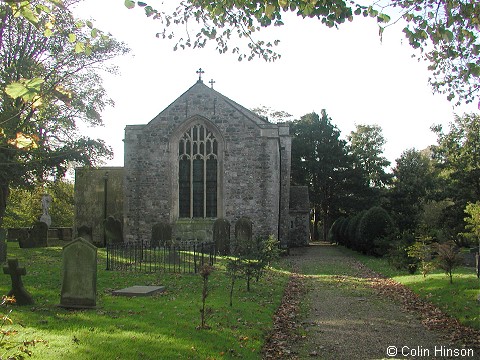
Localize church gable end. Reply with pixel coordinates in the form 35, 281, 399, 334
123, 79, 291, 245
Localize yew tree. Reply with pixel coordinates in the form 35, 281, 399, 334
291, 111, 358, 241
0, 0, 128, 225
431, 113, 480, 243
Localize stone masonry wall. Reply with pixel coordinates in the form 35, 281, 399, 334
74, 167, 124, 246
124, 81, 290, 244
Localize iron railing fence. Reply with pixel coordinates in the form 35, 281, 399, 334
106, 241, 216, 274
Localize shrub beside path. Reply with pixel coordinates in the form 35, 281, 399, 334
262, 242, 480, 360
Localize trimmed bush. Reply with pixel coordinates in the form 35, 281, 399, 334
357, 206, 395, 256
346, 211, 366, 250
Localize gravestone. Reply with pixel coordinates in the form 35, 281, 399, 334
213, 218, 230, 255
0, 229, 7, 263
60, 238, 97, 309
30, 221, 48, 247
112, 285, 165, 297
234, 217, 253, 256
17, 228, 32, 248
3, 259, 34, 305
151, 222, 172, 247
104, 216, 123, 245
77, 225, 93, 243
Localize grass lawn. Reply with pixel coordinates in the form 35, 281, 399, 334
0, 242, 289, 359
343, 247, 480, 330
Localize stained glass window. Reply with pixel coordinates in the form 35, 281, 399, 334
178, 124, 218, 218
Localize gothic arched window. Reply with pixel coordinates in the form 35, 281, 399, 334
178, 124, 218, 218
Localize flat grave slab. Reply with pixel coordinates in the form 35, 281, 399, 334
112, 285, 165, 297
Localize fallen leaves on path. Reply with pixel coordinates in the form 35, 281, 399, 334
262, 252, 479, 360
352, 261, 480, 350
262, 269, 306, 360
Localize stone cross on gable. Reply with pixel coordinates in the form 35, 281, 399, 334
196, 68, 205, 81
209, 79, 215, 89
3, 259, 34, 305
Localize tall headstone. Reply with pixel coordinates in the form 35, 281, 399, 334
30, 221, 48, 247
104, 216, 123, 245
234, 217, 253, 256
0, 229, 7, 263
17, 228, 31, 248
213, 218, 230, 255
60, 238, 97, 309
151, 222, 172, 247
3, 259, 34, 305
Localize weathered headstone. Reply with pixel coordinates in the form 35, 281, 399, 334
29, 221, 48, 248
0, 229, 7, 263
234, 217, 253, 256
213, 218, 230, 255
77, 225, 93, 243
151, 222, 172, 248
59, 238, 97, 309
104, 216, 123, 244
3, 259, 34, 305
17, 228, 31, 248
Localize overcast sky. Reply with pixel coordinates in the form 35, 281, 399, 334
73, 0, 479, 168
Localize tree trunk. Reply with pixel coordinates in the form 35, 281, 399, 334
0, 182, 9, 228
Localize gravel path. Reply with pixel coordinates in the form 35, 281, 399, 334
263, 242, 480, 360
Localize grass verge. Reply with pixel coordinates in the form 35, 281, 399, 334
342, 246, 480, 330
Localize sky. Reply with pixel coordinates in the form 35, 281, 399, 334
73, 0, 479, 168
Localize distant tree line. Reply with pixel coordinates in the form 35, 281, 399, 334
289, 111, 480, 263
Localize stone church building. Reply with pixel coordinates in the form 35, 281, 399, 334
75, 76, 309, 248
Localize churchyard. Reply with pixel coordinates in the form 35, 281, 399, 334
0, 233, 479, 359
0, 240, 289, 359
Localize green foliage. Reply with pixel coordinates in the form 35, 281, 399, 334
0, 0, 128, 225
389, 148, 437, 233
356, 206, 395, 256
407, 237, 435, 277
329, 217, 345, 244
127, 0, 478, 103
3, 180, 74, 228
347, 124, 391, 189
291, 111, 362, 240
463, 201, 480, 248
391, 0, 480, 105
434, 241, 464, 284
346, 211, 366, 250
431, 114, 480, 245
227, 235, 281, 305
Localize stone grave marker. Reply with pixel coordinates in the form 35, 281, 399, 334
30, 221, 48, 248
3, 259, 34, 305
234, 217, 253, 256
151, 222, 172, 248
112, 285, 165, 297
213, 218, 230, 255
104, 216, 123, 244
17, 228, 32, 248
77, 225, 93, 243
59, 238, 97, 309
0, 229, 7, 263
